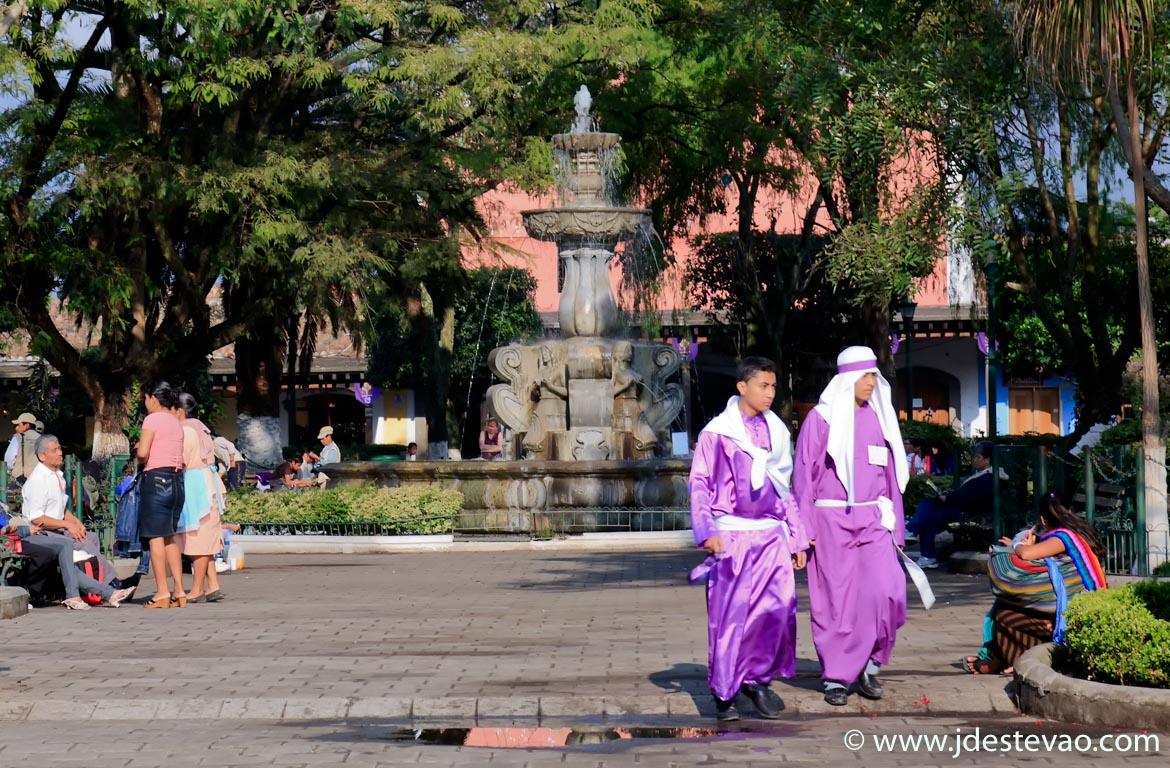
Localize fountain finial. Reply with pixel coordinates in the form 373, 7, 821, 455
573, 85, 592, 133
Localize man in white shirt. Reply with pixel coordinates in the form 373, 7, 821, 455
5, 412, 41, 481
19, 434, 134, 610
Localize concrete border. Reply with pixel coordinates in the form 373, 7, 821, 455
1015, 642, 1170, 731
0, 585, 29, 620
233, 530, 694, 554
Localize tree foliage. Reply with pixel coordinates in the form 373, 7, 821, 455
0, 1, 658, 458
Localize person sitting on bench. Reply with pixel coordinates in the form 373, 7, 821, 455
18, 434, 134, 610
905, 440, 996, 569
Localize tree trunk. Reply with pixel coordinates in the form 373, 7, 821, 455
426, 301, 455, 460
90, 389, 132, 463
1124, 79, 1168, 573
860, 299, 893, 375
234, 325, 286, 468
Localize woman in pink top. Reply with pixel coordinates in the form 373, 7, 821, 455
137, 381, 188, 608
174, 393, 226, 603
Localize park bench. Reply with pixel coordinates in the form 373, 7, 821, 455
1071, 482, 1131, 526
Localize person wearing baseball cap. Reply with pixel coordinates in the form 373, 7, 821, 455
6, 412, 41, 482
306, 425, 341, 488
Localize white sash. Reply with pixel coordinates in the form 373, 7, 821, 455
812, 497, 934, 610
714, 514, 786, 532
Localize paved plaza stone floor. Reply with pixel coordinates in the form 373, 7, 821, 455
1, 549, 1165, 766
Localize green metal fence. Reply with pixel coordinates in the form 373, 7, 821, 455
990, 443, 1154, 576
450, 507, 692, 538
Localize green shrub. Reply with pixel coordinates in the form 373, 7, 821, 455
1063, 583, 1170, 688
1098, 419, 1140, 448
224, 486, 462, 535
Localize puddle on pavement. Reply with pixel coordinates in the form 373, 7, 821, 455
380, 725, 773, 748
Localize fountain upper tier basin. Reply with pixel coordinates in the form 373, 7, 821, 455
521, 206, 653, 242
552, 132, 620, 151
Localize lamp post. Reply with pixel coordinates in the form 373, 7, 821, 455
984, 254, 999, 439
900, 298, 917, 420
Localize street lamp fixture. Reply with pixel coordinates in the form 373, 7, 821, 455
900, 297, 917, 419
983, 251, 999, 439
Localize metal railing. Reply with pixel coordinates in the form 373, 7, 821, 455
238, 515, 457, 537
990, 443, 1163, 576
452, 507, 692, 538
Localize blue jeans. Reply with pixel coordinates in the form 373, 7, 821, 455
24, 532, 113, 601
906, 498, 961, 559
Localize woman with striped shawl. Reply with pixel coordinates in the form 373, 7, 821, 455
964, 491, 1107, 675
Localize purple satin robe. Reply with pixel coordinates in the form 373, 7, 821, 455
792, 405, 907, 684
689, 418, 809, 700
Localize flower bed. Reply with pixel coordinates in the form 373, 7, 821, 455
225, 486, 462, 536
1063, 581, 1170, 689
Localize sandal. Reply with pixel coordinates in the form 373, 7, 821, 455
170, 595, 188, 608
62, 597, 91, 611
963, 656, 1004, 675
144, 594, 172, 609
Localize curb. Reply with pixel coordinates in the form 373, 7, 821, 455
1015, 643, 1170, 731
232, 531, 694, 554
0, 585, 29, 620
0, 688, 1016, 722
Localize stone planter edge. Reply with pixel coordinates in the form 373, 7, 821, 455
1015, 642, 1170, 731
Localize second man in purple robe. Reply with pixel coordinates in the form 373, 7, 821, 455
793, 346, 909, 706
689, 357, 809, 721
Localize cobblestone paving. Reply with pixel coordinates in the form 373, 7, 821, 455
0, 550, 1163, 766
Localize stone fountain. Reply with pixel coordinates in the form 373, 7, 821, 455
327, 87, 691, 533
486, 85, 685, 461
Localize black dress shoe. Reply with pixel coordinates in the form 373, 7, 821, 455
823, 687, 849, 706
855, 671, 884, 700
714, 697, 740, 721
740, 683, 785, 718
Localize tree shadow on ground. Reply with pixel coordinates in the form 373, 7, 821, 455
504, 550, 702, 592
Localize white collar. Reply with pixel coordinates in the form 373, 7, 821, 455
701, 397, 793, 495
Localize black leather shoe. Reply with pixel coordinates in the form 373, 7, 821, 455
823, 687, 849, 706
855, 670, 884, 700
740, 683, 785, 718
715, 697, 740, 721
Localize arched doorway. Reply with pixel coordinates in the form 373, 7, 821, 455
895, 366, 959, 426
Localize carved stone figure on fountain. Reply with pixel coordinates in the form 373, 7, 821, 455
523, 344, 568, 458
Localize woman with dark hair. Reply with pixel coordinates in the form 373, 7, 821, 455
964, 491, 1107, 675
174, 393, 226, 603
136, 382, 188, 608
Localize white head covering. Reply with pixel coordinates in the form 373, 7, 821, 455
813, 346, 908, 499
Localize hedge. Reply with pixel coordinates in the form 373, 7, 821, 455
224, 486, 463, 535
1063, 581, 1170, 689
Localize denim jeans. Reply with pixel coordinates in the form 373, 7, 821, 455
24, 531, 112, 601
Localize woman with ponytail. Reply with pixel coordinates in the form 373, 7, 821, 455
965, 491, 1106, 674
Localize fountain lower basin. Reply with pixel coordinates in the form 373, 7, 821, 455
325, 458, 692, 534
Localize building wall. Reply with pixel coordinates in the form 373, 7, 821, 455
893, 336, 985, 436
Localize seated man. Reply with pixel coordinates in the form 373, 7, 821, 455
270, 456, 314, 491
906, 440, 996, 569
18, 434, 134, 609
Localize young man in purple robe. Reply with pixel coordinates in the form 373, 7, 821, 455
793, 346, 910, 706
689, 356, 809, 721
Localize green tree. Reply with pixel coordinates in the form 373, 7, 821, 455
1013, 0, 1165, 563
0, 1, 659, 462
608, 0, 983, 390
